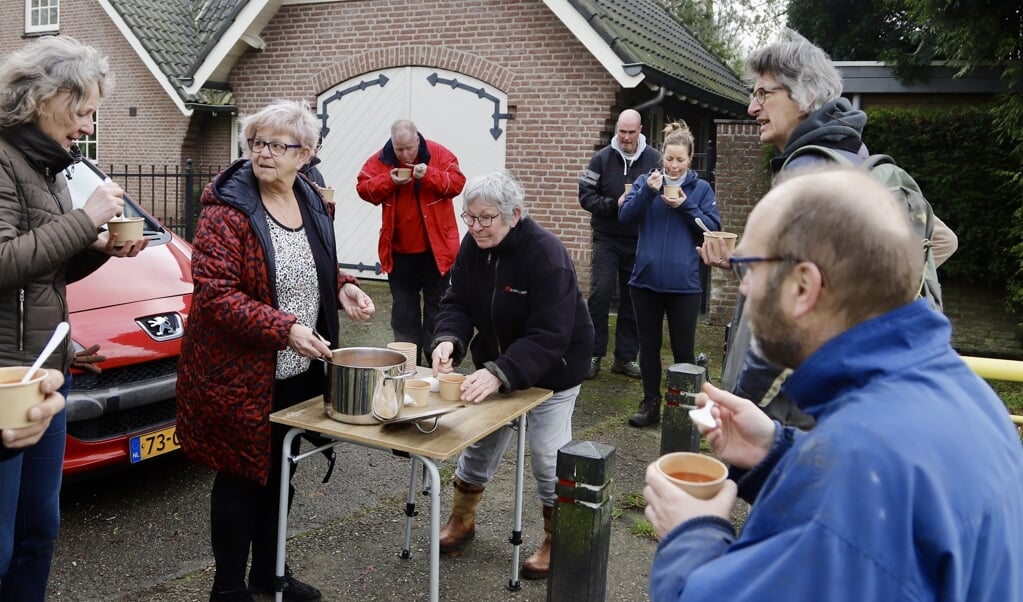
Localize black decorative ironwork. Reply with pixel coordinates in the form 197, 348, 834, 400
426, 72, 511, 140
318, 74, 391, 139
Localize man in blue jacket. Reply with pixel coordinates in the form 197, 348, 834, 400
643, 168, 1023, 601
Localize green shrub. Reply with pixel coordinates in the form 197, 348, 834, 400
863, 106, 1020, 290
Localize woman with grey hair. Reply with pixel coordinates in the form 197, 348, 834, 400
429, 171, 594, 579
702, 29, 957, 430
177, 99, 374, 601
0, 35, 146, 601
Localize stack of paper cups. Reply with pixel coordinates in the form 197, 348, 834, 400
386, 342, 417, 374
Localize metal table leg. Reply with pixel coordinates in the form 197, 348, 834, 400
400, 457, 420, 558
274, 427, 302, 602
508, 415, 527, 591
410, 455, 441, 602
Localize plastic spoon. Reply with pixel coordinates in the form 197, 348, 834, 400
688, 400, 717, 429
20, 321, 70, 383
694, 217, 712, 234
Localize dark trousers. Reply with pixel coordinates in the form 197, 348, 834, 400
0, 378, 69, 602
388, 251, 449, 365
209, 369, 319, 594
630, 287, 701, 404
587, 234, 639, 362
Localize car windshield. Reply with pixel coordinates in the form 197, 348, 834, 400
65, 160, 170, 246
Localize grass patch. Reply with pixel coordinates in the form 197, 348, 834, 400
630, 520, 657, 539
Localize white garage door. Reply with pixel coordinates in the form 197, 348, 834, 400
316, 66, 509, 279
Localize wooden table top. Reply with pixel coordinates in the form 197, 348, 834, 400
270, 369, 553, 461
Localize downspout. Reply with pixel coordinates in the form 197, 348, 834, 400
632, 86, 667, 112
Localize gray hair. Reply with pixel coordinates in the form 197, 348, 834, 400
0, 36, 111, 130
240, 99, 319, 155
743, 28, 843, 114
461, 171, 529, 221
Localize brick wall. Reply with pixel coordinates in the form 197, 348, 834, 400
229, 0, 621, 289
706, 120, 771, 327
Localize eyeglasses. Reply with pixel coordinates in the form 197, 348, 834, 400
461, 213, 500, 228
247, 138, 301, 157
749, 85, 787, 106
730, 256, 799, 282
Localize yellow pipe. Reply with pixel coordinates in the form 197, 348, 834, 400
960, 356, 1023, 382
958, 356, 1023, 427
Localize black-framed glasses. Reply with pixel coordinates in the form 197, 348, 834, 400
461, 213, 500, 228
247, 138, 301, 157
730, 256, 799, 282
749, 85, 787, 106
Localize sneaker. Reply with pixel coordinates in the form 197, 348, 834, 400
586, 356, 601, 379
249, 568, 322, 602
611, 359, 641, 379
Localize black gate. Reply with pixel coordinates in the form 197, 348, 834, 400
103, 159, 221, 241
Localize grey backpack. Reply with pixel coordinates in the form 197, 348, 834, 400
782, 145, 943, 310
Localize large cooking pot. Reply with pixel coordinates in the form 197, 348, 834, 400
324, 347, 408, 424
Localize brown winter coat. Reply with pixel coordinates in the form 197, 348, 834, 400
0, 127, 108, 373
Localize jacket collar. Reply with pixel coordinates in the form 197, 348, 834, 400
1, 123, 78, 179
782, 299, 951, 419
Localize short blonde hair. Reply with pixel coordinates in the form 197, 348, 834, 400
240, 100, 319, 154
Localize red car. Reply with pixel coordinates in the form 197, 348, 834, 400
63, 160, 193, 475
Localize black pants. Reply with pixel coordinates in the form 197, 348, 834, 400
587, 233, 639, 362
630, 287, 701, 404
388, 251, 449, 364
209, 368, 321, 593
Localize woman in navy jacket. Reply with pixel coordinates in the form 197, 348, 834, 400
619, 121, 720, 428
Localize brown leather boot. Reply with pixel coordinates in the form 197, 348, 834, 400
438, 479, 485, 556
521, 505, 554, 579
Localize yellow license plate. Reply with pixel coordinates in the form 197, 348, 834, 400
129, 425, 180, 463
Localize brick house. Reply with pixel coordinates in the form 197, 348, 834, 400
1, 0, 748, 288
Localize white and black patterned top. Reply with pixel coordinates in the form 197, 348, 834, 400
266, 211, 320, 380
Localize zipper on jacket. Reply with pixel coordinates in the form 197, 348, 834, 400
18, 289, 24, 351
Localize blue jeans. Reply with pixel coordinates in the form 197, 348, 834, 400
455, 385, 579, 506
587, 233, 639, 362
388, 251, 449, 365
0, 378, 69, 602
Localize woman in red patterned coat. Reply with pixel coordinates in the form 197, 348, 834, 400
176, 100, 374, 602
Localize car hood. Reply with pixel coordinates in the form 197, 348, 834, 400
67, 235, 193, 312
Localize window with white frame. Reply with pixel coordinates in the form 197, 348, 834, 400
26, 0, 59, 34
77, 112, 98, 161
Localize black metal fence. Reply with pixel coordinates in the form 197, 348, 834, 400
103, 160, 222, 241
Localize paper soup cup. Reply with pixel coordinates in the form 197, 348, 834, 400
405, 379, 430, 407
0, 366, 47, 429
655, 452, 728, 500
107, 217, 145, 247
703, 231, 737, 253
437, 373, 465, 401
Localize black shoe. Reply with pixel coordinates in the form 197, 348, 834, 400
628, 400, 660, 427
210, 589, 255, 602
249, 568, 322, 602
610, 359, 641, 379
586, 356, 601, 379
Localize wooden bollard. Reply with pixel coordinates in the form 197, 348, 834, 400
661, 363, 705, 455
548, 440, 615, 602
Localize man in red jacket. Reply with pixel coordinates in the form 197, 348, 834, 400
356, 120, 465, 364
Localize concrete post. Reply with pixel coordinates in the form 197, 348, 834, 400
547, 440, 615, 602
661, 363, 706, 455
